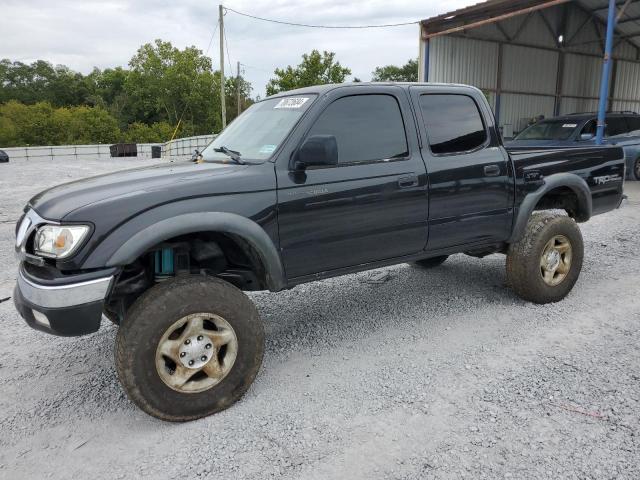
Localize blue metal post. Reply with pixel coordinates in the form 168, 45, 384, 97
595, 0, 617, 144
423, 38, 430, 82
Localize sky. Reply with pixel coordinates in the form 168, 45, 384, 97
1, 0, 477, 98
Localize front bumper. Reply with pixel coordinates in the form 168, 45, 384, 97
13, 266, 115, 336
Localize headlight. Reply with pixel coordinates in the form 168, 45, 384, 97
33, 225, 90, 259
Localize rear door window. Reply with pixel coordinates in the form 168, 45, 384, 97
626, 116, 640, 133
418, 94, 487, 154
605, 117, 629, 137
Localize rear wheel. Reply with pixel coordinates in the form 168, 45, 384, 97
115, 276, 264, 421
506, 212, 583, 304
413, 255, 449, 269
634, 157, 640, 180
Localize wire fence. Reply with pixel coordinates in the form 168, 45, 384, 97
162, 134, 216, 159
1, 135, 217, 162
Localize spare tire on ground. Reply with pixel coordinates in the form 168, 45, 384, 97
0, 150, 8, 163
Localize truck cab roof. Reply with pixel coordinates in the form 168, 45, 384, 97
268, 82, 483, 98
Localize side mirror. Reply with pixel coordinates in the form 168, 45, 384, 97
294, 135, 338, 170
579, 133, 594, 141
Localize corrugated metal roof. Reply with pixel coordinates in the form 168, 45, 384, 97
422, 0, 640, 52
578, 0, 640, 51
421, 0, 570, 37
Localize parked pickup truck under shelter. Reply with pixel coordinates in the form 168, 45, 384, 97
13, 83, 626, 421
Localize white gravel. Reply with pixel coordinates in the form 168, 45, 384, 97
0, 158, 639, 479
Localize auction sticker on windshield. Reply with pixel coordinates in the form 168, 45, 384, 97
562, 124, 578, 128
274, 97, 309, 109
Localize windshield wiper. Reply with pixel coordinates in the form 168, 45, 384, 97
213, 146, 245, 165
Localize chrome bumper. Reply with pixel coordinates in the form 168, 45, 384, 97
17, 270, 113, 309
14, 267, 114, 336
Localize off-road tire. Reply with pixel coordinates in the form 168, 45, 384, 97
506, 212, 583, 304
115, 276, 264, 421
413, 255, 449, 269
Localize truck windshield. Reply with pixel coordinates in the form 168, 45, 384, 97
201, 94, 316, 162
515, 120, 579, 141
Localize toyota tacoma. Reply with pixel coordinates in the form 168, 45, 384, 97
13, 83, 625, 421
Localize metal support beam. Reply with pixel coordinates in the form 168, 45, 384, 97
596, 0, 617, 144
513, 12, 534, 41
450, 33, 640, 65
422, 0, 569, 39
591, 0, 631, 13
554, 50, 565, 115
538, 10, 560, 47
618, 14, 640, 24
418, 24, 429, 82
495, 43, 503, 125
495, 22, 512, 41
566, 15, 593, 45
573, 0, 640, 53
592, 17, 605, 53
608, 58, 618, 111
615, 0, 633, 21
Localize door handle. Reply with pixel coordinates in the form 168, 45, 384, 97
483, 165, 501, 177
398, 175, 419, 188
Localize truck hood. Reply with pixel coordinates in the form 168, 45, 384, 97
29, 161, 267, 221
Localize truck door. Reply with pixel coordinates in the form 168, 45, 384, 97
275, 86, 428, 280
409, 86, 513, 251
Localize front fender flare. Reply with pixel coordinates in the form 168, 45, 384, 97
105, 212, 286, 291
508, 173, 592, 244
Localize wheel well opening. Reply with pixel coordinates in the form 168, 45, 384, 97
105, 232, 268, 322
533, 186, 585, 221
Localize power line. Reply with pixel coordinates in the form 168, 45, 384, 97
223, 26, 233, 76
240, 62, 271, 73
205, 21, 219, 55
171, 14, 220, 140
223, 6, 419, 29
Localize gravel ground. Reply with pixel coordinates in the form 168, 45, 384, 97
0, 158, 639, 479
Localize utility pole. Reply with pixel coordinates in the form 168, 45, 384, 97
237, 60, 241, 116
219, 4, 226, 129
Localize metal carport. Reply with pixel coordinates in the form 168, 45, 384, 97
418, 0, 640, 138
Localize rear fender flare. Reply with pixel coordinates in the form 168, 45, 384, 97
508, 173, 592, 244
105, 212, 286, 291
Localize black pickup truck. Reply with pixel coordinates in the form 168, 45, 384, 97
13, 83, 625, 421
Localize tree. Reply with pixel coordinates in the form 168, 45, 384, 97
124, 121, 174, 143
0, 101, 121, 147
0, 39, 256, 146
266, 50, 351, 96
0, 101, 63, 146
125, 39, 219, 133
66, 105, 121, 144
0, 60, 92, 107
85, 67, 131, 126
371, 59, 418, 82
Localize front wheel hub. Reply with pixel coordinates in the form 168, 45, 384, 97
178, 335, 214, 369
155, 313, 238, 393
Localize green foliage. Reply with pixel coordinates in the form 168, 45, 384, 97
0, 60, 93, 107
371, 59, 418, 82
0, 39, 255, 147
125, 40, 216, 129
0, 101, 121, 146
266, 50, 351, 96
123, 121, 174, 143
